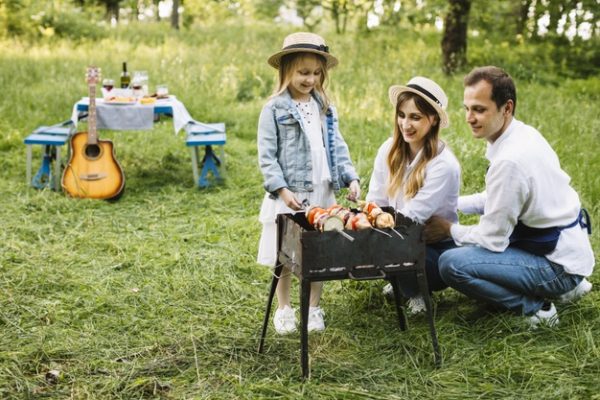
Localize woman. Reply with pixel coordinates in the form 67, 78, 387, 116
366, 76, 460, 314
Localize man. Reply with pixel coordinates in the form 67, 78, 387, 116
426, 66, 594, 327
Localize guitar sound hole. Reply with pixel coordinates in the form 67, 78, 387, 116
85, 144, 101, 159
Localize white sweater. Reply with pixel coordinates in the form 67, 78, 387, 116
366, 138, 460, 224
452, 119, 594, 276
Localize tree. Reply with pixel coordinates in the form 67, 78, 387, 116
171, 0, 180, 29
296, 0, 323, 31
98, 0, 122, 21
441, 0, 471, 74
515, 0, 532, 37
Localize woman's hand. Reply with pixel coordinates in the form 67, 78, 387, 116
424, 216, 452, 243
278, 187, 303, 211
346, 180, 361, 202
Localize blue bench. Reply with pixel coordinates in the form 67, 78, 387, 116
24, 121, 74, 191
185, 121, 226, 188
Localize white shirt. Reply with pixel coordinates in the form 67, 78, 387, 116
295, 98, 331, 184
366, 137, 461, 224
451, 119, 594, 276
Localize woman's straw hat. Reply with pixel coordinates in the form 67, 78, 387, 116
268, 32, 338, 70
388, 77, 449, 128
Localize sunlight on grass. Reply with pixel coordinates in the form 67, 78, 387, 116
0, 22, 598, 399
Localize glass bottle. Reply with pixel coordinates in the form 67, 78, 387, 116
120, 62, 131, 89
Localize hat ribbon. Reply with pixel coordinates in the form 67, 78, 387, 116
283, 43, 330, 54
407, 83, 442, 107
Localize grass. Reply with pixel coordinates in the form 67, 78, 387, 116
0, 21, 599, 398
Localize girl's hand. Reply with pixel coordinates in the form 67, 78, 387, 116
278, 187, 303, 211
346, 180, 361, 202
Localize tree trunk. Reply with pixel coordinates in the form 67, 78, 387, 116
154, 0, 161, 21
331, 0, 341, 34
340, 0, 348, 34
105, 1, 120, 22
441, 0, 471, 75
171, 0, 180, 30
516, 0, 532, 37
547, 1, 563, 35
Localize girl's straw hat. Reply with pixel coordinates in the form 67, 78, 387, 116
388, 77, 449, 128
268, 32, 338, 70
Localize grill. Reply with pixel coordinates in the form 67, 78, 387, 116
257, 208, 441, 378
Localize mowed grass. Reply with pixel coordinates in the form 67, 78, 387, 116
0, 22, 599, 398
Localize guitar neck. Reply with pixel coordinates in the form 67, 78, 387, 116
88, 85, 98, 144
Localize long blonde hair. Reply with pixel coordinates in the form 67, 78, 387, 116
387, 91, 441, 199
272, 52, 330, 111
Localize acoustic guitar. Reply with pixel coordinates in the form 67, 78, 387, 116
62, 66, 125, 200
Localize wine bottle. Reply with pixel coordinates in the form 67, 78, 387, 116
120, 62, 131, 88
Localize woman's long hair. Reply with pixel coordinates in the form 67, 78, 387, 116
271, 52, 330, 111
387, 91, 441, 199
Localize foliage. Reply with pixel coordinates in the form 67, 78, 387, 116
468, 33, 600, 81
0, 0, 107, 41
38, 7, 108, 41
1, 22, 599, 398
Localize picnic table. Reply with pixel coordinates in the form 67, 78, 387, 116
25, 95, 226, 191
72, 95, 193, 134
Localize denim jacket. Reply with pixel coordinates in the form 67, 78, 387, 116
257, 89, 359, 197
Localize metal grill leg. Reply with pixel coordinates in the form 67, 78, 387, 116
300, 278, 311, 379
258, 265, 283, 354
415, 268, 441, 367
389, 277, 407, 331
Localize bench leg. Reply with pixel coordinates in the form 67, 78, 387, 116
54, 146, 62, 191
219, 145, 226, 178
190, 146, 200, 186
199, 146, 222, 188
26, 144, 32, 187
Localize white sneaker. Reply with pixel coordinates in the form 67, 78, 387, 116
273, 306, 297, 335
382, 283, 394, 297
557, 278, 592, 304
406, 295, 427, 315
307, 306, 325, 332
528, 303, 559, 328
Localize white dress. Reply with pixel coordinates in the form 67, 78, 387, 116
257, 98, 336, 266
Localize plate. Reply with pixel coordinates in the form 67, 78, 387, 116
104, 100, 137, 105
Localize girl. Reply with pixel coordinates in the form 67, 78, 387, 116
257, 32, 360, 335
366, 77, 460, 314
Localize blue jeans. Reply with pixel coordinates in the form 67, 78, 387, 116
438, 246, 583, 315
397, 240, 457, 298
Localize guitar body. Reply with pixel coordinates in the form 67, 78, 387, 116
62, 65, 125, 200
62, 131, 125, 199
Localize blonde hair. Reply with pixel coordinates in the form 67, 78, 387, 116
387, 91, 441, 199
272, 52, 330, 111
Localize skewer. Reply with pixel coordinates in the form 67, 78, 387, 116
392, 228, 404, 239
371, 227, 392, 238
335, 228, 355, 242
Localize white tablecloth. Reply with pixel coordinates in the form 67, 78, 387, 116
71, 96, 193, 134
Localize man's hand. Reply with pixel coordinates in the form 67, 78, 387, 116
278, 187, 303, 211
425, 216, 452, 244
346, 180, 361, 202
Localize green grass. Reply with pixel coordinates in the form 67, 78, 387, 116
1, 22, 599, 398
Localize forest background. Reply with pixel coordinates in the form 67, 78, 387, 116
0, 0, 599, 398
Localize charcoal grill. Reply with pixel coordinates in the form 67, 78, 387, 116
257, 208, 441, 378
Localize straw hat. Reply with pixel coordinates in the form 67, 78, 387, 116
268, 32, 338, 70
388, 77, 449, 128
